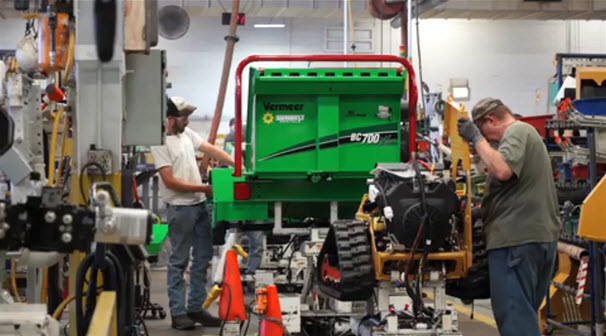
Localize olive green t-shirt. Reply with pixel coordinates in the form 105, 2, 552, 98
481, 121, 560, 250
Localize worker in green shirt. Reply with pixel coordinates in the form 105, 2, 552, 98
457, 98, 559, 336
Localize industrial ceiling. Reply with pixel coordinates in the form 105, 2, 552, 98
0, 0, 604, 20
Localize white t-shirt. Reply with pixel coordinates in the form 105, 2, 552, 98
150, 127, 206, 206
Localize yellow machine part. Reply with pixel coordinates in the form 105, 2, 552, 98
578, 175, 606, 242
576, 67, 606, 99
234, 244, 249, 259
203, 284, 223, 310
538, 253, 590, 333
356, 99, 474, 281
68, 173, 121, 335
372, 217, 385, 232
443, 98, 472, 178
86, 291, 118, 336
443, 98, 473, 270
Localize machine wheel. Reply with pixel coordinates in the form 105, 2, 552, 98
317, 219, 375, 301
159, 310, 167, 319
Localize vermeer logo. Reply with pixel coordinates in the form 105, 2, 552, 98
262, 112, 305, 124
276, 115, 305, 123
263, 113, 275, 124
264, 102, 304, 111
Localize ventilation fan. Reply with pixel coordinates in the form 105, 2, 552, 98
158, 5, 190, 40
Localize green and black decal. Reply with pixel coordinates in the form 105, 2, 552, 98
259, 129, 399, 162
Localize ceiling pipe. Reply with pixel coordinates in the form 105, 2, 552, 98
200, 0, 241, 177
343, 0, 348, 63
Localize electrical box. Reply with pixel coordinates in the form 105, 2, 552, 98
87, 149, 113, 176
124, 50, 166, 146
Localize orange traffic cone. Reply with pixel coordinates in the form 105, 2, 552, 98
260, 285, 283, 336
219, 250, 246, 321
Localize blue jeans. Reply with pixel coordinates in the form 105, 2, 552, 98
244, 231, 265, 274
167, 202, 213, 316
488, 242, 557, 336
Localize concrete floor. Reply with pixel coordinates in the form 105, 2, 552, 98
144, 269, 501, 336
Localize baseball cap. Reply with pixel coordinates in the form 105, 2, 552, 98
167, 96, 197, 117
471, 98, 504, 123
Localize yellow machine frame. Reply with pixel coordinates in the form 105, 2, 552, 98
578, 174, 606, 242
355, 99, 473, 281
86, 292, 118, 336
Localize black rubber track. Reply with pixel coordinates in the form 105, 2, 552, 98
317, 219, 376, 301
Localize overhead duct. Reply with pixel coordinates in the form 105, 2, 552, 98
368, 0, 404, 20
158, 5, 190, 40
389, 0, 447, 28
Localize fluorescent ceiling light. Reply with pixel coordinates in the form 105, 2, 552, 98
254, 23, 286, 28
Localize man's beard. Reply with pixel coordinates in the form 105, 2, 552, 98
172, 124, 186, 134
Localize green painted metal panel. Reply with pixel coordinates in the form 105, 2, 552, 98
248, 179, 367, 202
214, 202, 269, 222
254, 94, 319, 173
249, 67, 404, 176
213, 67, 406, 224
211, 169, 269, 224
212, 169, 237, 202
317, 96, 339, 172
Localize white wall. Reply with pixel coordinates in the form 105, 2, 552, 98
0, 19, 25, 50
157, 17, 382, 133
3, 16, 606, 122
162, 17, 606, 125
394, 19, 606, 116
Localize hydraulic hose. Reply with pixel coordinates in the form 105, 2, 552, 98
55, 115, 69, 187
11, 258, 21, 303
75, 248, 123, 336
75, 253, 94, 336
62, 28, 75, 83
52, 295, 75, 320
48, 107, 65, 186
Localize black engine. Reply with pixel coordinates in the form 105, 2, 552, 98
372, 163, 458, 251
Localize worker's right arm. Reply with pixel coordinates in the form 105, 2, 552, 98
157, 166, 212, 195
474, 139, 514, 181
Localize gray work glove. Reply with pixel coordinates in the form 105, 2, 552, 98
457, 118, 484, 147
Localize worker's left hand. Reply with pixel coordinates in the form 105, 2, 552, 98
457, 118, 484, 147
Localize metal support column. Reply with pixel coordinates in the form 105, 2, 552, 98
152, 175, 159, 214
73, 0, 125, 173
25, 267, 40, 304
69, 1, 125, 334
141, 179, 149, 210
343, 0, 348, 66
587, 129, 604, 336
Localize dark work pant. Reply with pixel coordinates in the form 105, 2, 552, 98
488, 242, 557, 336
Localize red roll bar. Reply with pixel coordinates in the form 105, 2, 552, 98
234, 55, 418, 177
